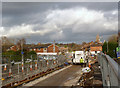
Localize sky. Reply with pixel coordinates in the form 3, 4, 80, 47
1, 2, 118, 44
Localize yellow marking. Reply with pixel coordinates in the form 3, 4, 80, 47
1, 78, 5, 81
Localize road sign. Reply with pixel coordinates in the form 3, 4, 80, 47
116, 46, 120, 58
117, 52, 120, 58
21, 51, 24, 54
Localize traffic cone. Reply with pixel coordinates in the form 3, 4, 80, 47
22, 62, 23, 66
9, 69, 12, 76
54, 60, 56, 65
89, 63, 91, 68
4, 65, 7, 71
47, 60, 48, 67
30, 64, 32, 71
35, 62, 37, 70
22, 62, 24, 72
22, 66, 24, 72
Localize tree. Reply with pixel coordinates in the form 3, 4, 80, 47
27, 51, 37, 60
71, 43, 75, 48
103, 34, 118, 58
2, 50, 19, 62
2, 36, 14, 45
108, 34, 118, 43
102, 42, 107, 53
107, 42, 118, 58
64, 45, 67, 48
28, 51, 36, 55
82, 42, 86, 45
16, 38, 26, 47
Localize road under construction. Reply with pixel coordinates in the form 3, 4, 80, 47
1, 52, 120, 88
24, 65, 82, 87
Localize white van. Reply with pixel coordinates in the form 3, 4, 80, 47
73, 51, 86, 64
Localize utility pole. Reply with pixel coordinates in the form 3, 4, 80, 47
107, 41, 109, 53
21, 39, 24, 72
30, 55, 32, 71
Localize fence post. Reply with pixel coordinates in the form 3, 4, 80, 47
18, 63, 20, 83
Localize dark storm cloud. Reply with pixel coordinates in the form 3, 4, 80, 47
54, 2, 118, 11
2, 2, 51, 27
2, 2, 117, 27
1, 2, 118, 44
25, 29, 117, 44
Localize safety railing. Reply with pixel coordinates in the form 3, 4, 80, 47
97, 53, 120, 87
2, 55, 67, 87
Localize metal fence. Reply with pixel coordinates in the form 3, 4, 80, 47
97, 53, 120, 87
2, 55, 67, 87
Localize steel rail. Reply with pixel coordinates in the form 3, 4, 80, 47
98, 53, 120, 87
101, 53, 120, 81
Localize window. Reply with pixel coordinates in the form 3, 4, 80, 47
38, 48, 41, 51
43, 48, 47, 52
44, 48, 47, 50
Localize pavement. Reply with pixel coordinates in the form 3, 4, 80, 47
23, 65, 82, 87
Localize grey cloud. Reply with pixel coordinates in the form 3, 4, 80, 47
2, 2, 117, 27
2, 2, 118, 44
24, 29, 117, 44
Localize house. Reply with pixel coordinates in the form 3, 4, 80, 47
81, 34, 103, 52
7, 45, 21, 51
59, 47, 68, 53
29, 44, 59, 56
80, 34, 103, 58
9, 45, 17, 51
81, 41, 94, 51
90, 43, 102, 56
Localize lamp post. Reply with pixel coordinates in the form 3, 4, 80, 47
107, 41, 109, 53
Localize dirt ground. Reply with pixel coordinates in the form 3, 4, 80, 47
30, 65, 82, 87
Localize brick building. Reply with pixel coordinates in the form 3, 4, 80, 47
90, 43, 102, 56
29, 44, 59, 55
7, 45, 21, 51
59, 47, 68, 53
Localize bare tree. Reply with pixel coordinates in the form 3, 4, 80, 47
16, 38, 26, 45
82, 42, 86, 45
108, 34, 118, 43
16, 38, 26, 50
2, 36, 14, 45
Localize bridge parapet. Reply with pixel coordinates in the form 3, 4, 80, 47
97, 53, 120, 87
